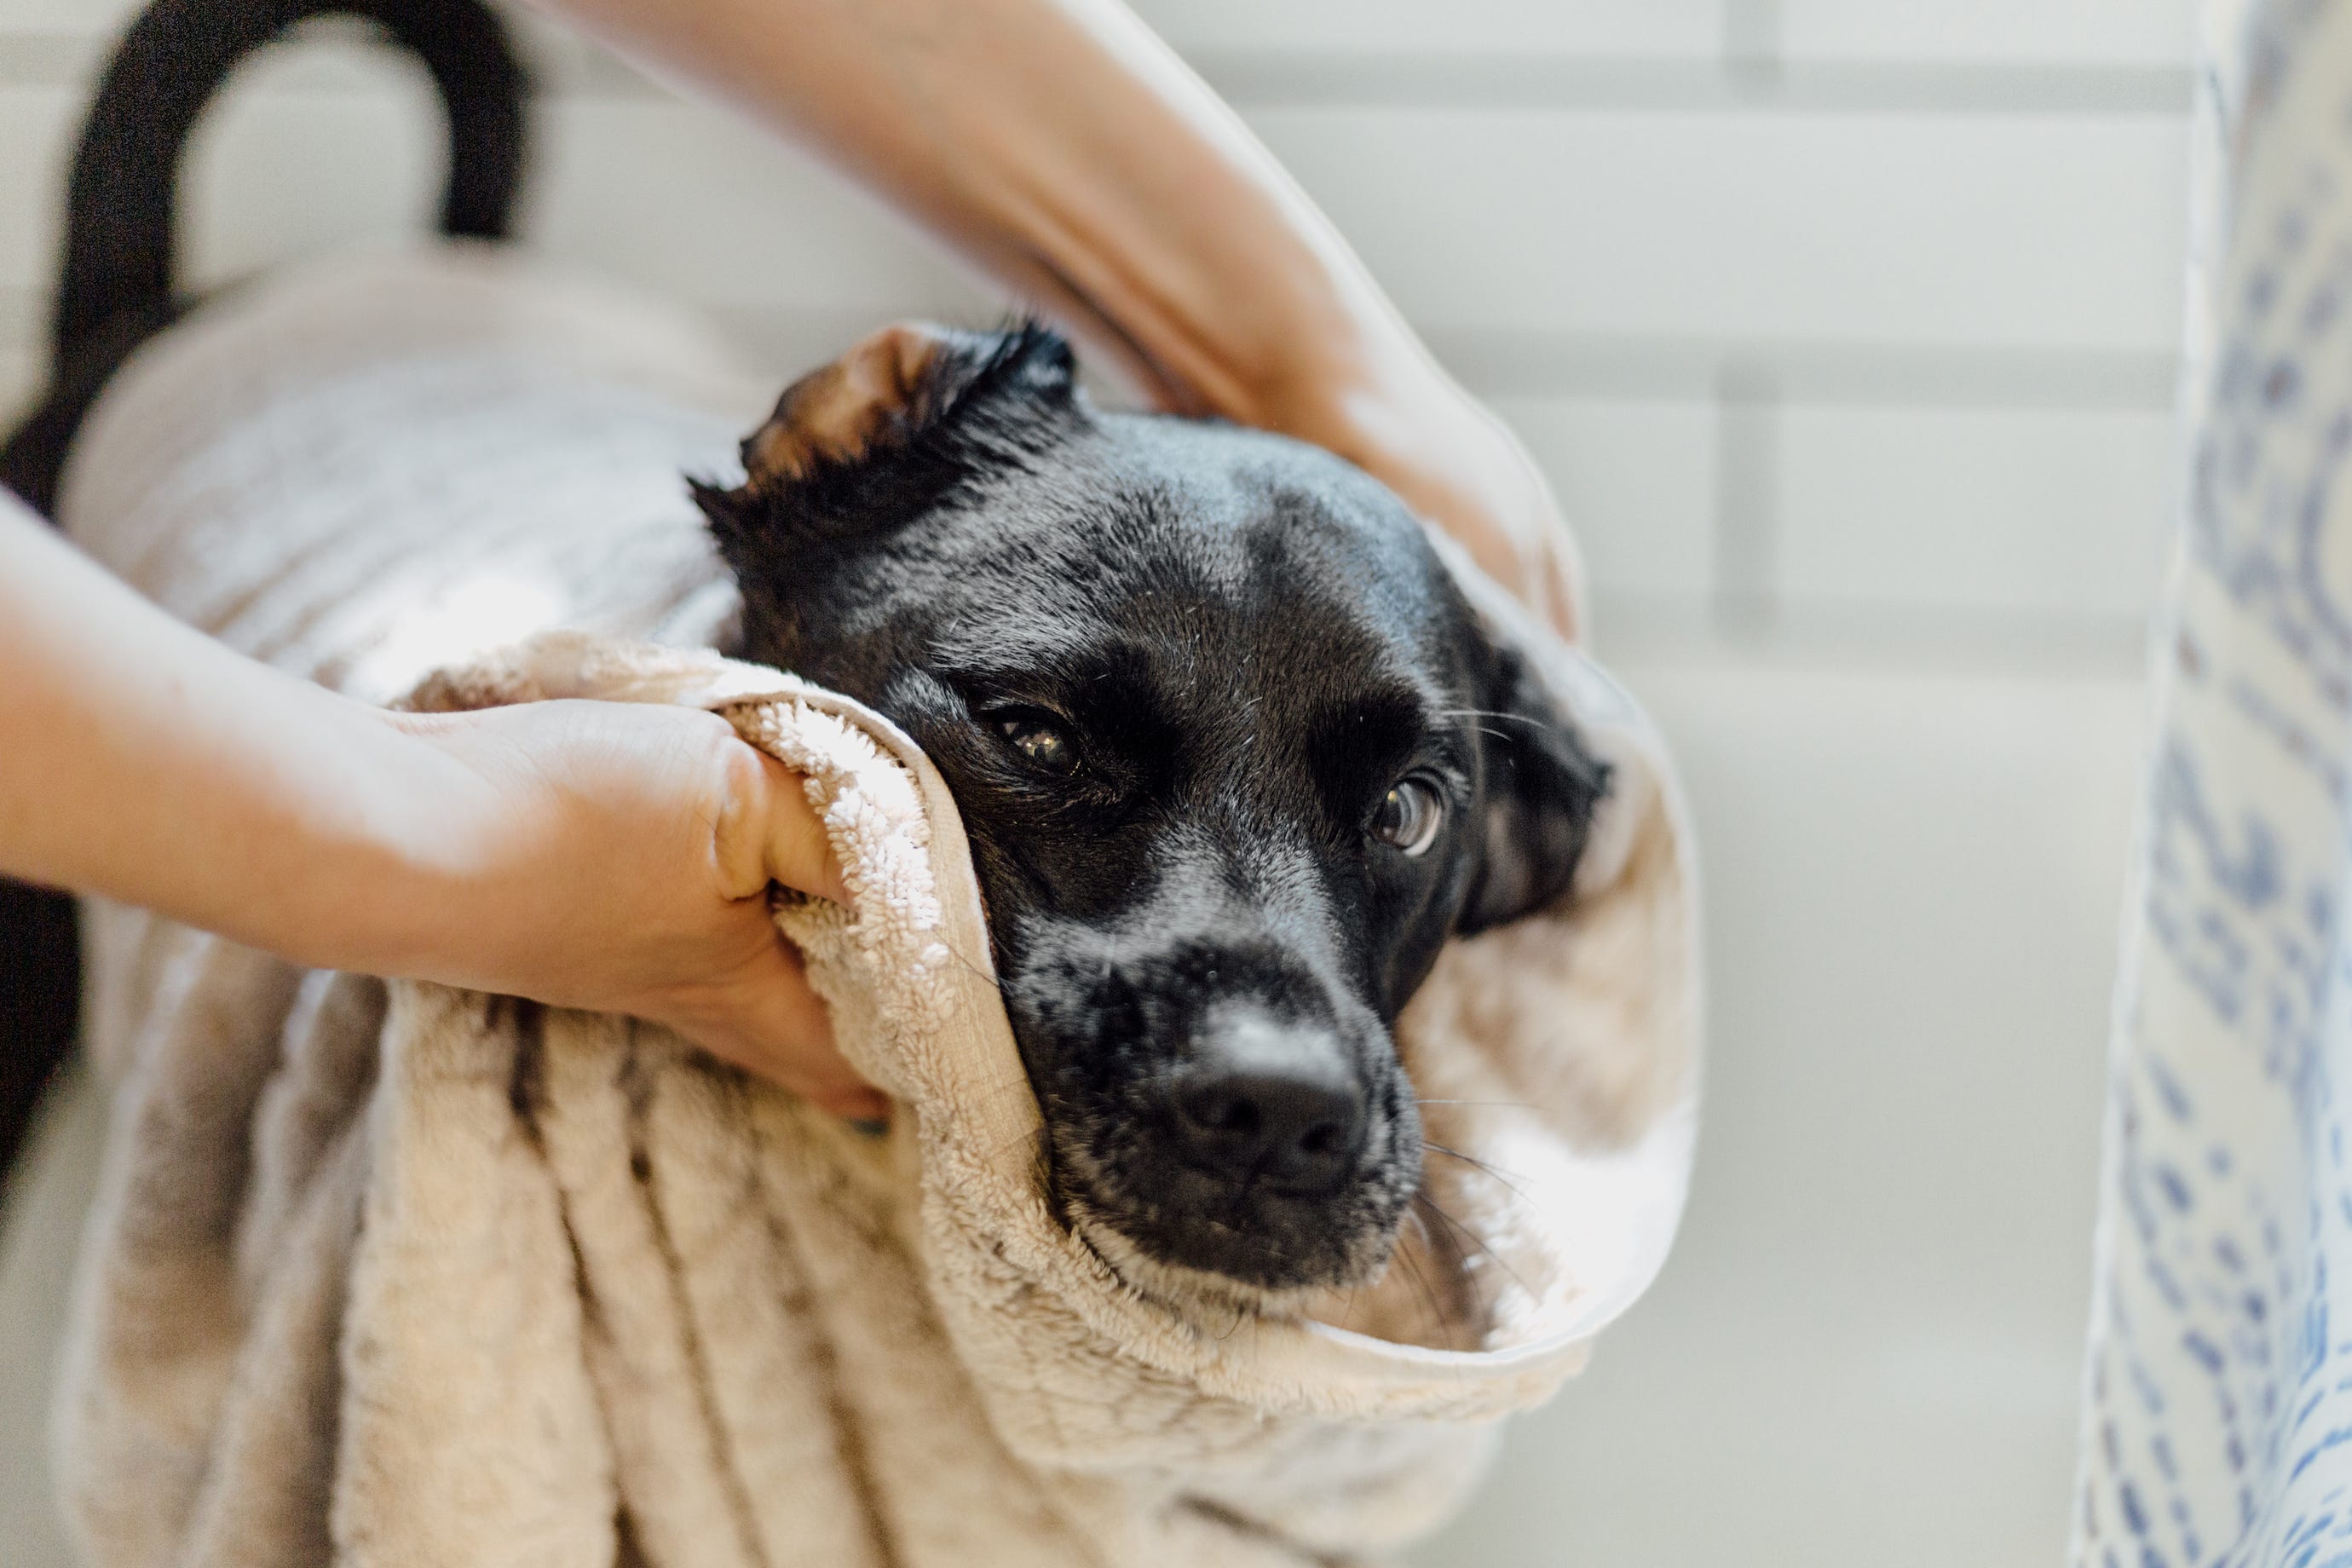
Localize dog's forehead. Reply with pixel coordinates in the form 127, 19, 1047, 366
937, 414, 1456, 639
1099, 412, 1432, 557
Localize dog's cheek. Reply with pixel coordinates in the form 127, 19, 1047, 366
998, 953, 1089, 1093
1456, 636, 1613, 934
1323, 1072, 1423, 1282
999, 936, 1142, 1132
1340, 834, 1471, 1023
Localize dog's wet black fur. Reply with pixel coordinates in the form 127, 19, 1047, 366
697, 326, 1609, 1292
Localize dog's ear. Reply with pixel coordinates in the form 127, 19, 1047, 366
692, 320, 1080, 556
738, 321, 959, 491
1458, 628, 1613, 935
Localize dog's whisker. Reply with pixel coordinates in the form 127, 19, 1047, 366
938, 942, 1002, 990
1403, 1198, 1486, 1320
1434, 706, 1545, 728
1424, 1142, 1537, 1208
1407, 1202, 1453, 1268
1393, 1220, 1458, 1353
1415, 1189, 1532, 1305
1401, 1204, 1434, 1265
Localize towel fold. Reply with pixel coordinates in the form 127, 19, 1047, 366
52, 246, 1699, 1567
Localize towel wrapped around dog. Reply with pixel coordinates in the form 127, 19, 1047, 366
51, 246, 1699, 1566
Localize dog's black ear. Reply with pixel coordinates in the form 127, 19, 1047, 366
692, 320, 1079, 557
1459, 632, 1612, 935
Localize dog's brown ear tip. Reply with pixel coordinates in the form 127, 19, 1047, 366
881, 319, 952, 374
738, 321, 960, 493
739, 406, 812, 492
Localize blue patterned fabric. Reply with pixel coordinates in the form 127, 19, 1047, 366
2075, 5, 2352, 1564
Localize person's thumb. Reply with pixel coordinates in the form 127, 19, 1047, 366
710, 735, 850, 906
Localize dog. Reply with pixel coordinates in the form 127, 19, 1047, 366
1, 0, 1608, 1301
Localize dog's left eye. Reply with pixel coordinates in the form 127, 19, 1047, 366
994, 712, 1079, 775
1371, 776, 1444, 856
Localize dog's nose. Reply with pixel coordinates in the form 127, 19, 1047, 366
1169, 1012, 1366, 1192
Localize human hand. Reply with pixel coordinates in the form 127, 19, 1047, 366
1, 499, 879, 1115
1259, 357, 1587, 643
523, 0, 1581, 641
383, 699, 886, 1118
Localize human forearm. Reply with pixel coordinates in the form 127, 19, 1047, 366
527, 0, 1582, 631
0, 503, 481, 975
0, 500, 874, 1110
534, 0, 1400, 421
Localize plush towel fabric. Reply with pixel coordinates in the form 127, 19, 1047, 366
51, 245, 1700, 1567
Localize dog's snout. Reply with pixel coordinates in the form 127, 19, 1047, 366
1005, 923, 1416, 1288
1168, 1012, 1365, 1192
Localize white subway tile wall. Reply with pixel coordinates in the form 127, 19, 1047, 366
1254, 110, 2188, 351
0, 0, 2190, 661
1496, 395, 1720, 601
0, 86, 75, 298
1124, 0, 1726, 58
1774, 404, 2179, 621
1778, 0, 2193, 66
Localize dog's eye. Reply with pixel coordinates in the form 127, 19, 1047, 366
1371, 776, 1444, 857
994, 712, 1079, 775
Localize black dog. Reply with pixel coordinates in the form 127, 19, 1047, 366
3, 0, 1608, 1298
695, 324, 1608, 1292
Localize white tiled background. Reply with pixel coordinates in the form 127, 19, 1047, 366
0, 2, 2189, 1564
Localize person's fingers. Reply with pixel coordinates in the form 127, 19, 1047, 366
660, 930, 888, 1120
753, 748, 852, 904
708, 732, 850, 906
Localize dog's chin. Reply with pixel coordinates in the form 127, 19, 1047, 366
1062, 1184, 1402, 1315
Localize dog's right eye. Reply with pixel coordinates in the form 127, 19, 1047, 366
1371, 775, 1445, 856
994, 711, 1080, 775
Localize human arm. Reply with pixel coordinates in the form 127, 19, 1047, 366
0, 499, 883, 1116
527, 0, 1583, 637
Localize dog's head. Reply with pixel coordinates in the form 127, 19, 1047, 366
695, 323, 1607, 1297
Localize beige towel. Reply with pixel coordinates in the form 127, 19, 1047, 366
52, 245, 1700, 1566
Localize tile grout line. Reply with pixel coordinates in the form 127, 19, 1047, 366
1189, 56, 2192, 115
0, 11, 2177, 680
0, 285, 2187, 411
1722, 0, 1783, 87
1657, 0, 1788, 640
0, 31, 2198, 114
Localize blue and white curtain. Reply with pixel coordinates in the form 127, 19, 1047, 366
2076, 3, 2352, 1564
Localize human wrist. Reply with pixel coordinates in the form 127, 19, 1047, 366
271, 701, 517, 985
1251, 339, 1586, 637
